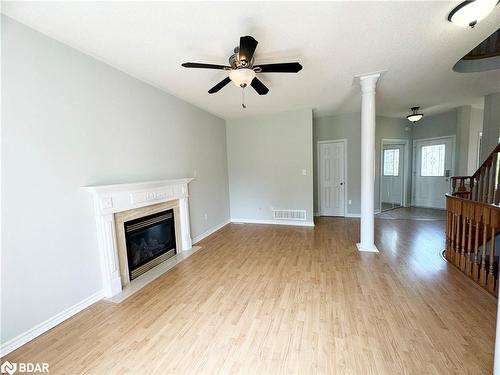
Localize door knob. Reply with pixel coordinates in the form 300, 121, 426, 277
340, 182, 344, 185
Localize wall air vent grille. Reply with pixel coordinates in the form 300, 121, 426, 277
272, 209, 307, 221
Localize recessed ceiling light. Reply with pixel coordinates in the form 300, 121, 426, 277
448, 0, 499, 28
407, 107, 424, 123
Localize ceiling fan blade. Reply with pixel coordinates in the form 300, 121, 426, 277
182, 62, 230, 70
208, 77, 231, 94
254, 62, 302, 73
239, 36, 258, 65
250, 77, 269, 95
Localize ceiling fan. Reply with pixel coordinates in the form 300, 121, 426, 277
181, 36, 302, 99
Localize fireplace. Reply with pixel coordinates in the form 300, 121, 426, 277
124, 209, 176, 281
84, 178, 193, 298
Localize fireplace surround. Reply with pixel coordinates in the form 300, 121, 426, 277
84, 178, 194, 298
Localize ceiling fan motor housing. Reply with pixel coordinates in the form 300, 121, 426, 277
230, 47, 255, 69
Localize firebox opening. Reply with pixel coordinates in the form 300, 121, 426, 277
124, 209, 176, 281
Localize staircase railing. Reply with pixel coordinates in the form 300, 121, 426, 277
446, 143, 500, 296
451, 143, 500, 204
445, 195, 500, 296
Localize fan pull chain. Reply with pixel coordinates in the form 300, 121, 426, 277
242, 87, 246, 109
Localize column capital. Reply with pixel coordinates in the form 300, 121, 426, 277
359, 73, 380, 85
353, 70, 386, 93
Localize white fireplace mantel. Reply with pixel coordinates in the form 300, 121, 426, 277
84, 178, 194, 298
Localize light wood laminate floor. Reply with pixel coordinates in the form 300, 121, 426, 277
4, 217, 496, 374
376, 206, 446, 220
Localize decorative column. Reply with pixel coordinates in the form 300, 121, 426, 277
356, 73, 381, 252
94, 213, 122, 297
178, 183, 193, 251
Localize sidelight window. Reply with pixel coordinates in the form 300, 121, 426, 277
383, 149, 400, 176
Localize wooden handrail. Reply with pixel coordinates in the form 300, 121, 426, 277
446, 193, 500, 210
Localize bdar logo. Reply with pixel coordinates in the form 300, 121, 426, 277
0, 361, 17, 375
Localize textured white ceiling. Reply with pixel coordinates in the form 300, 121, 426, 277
3, 1, 500, 120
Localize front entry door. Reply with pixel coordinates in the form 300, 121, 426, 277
319, 141, 345, 216
414, 137, 454, 209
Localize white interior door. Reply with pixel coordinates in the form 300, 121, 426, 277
382, 145, 404, 205
414, 137, 454, 209
319, 141, 345, 216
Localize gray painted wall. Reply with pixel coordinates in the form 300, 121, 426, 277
468, 108, 484, 174
480, 92, 500, 163
313, 113, 410, 214
2, 17, 230, 344
412, 109, 458, 173
456, 106, 472, 176
456, 105, 485, 176
412, 109, 458, 140
313, 113, 361, 215
226, 109, 314, 223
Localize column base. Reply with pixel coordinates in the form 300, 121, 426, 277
356, 243, 379, 253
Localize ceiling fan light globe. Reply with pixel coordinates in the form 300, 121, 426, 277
448, 0, 498, 27
229, 68, 256, 87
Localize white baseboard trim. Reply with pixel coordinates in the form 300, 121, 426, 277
345, 213, 360, 218
0, 290, 104, 357
192, 219, 230, 244
314, 212, 320, 217
231, 218, 315, 227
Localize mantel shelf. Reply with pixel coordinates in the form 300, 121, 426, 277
83, 178, 194, 194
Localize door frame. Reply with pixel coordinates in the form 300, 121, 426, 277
411, 135, 456, 207
317, 139, 348, 217
379, 138, 410, 212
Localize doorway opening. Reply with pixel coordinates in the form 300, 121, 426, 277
379, 139, 410, 213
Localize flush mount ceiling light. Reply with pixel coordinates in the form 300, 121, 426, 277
448, 0, 499, 28
407, 107, 424, 123
229, 68, 256, 88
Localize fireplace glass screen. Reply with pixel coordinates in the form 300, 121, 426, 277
124, 209, 176, 280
